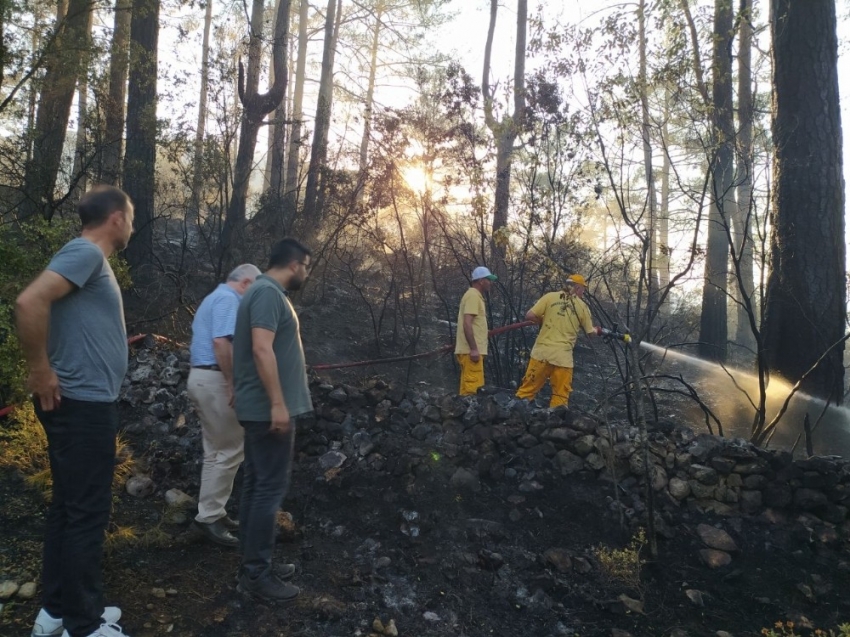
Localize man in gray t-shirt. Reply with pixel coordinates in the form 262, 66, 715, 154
232, 238, 312, 604
16, 186, 135, 637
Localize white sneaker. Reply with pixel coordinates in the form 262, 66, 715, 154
61, 623, 128, 637
32, 607, 122, 637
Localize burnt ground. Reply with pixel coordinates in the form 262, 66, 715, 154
2, 284, 850, 637
2, 399, 850, 637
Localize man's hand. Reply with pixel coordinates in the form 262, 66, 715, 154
469, 348, 481, 363
269, 403, 291, 434
227, 384, 235, 408
28, 366, 61, 411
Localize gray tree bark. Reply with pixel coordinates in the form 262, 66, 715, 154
762, 0, 845, 400
698, 0, 735, 362
101, 0, 132, 186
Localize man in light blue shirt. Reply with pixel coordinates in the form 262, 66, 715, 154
188, 264, 260, 546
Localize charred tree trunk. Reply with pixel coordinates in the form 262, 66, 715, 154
123, 0, 160, 274
358, 3, 382, 173
19, 0, 94, 220
762, 0, 845, 400
266, 0, 291, 206
189, 0, 214, 221
302, 0, 340, 221
101, 0, 132, 186
733, 0, 757, 353
698, 0, 735, 363
481, 0, 526, 254
638, 0, 657, 322
283, 0, 309, 219
221, 0, 291, 250
69, 8, 94, 207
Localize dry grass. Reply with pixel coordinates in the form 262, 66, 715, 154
593, 527, 646, 594
0, 404, 136, 499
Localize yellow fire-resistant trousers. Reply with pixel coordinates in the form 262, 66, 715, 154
516, 358, 574, 407
457, 353, 485, 396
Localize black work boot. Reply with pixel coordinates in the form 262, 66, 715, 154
237, 573, 300, 603
192, 519, 239, 547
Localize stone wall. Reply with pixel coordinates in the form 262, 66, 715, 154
120, 341, 850, 546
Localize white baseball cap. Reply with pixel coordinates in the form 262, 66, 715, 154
471, 266, 497, 281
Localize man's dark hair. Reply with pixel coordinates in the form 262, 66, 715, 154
78, 186, 133, 228
268, 237, 311, 270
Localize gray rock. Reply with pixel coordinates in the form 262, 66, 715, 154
685, 589, 705, 606
573, 435, 596, 456
17, 582, 37, 599
130, 364, 154, 382
0, 581, 19, 600
543, 548, 572, 573
319, 451, 347, 470
126, 475, 155, 498
689, 480, 716, 499
764, 483, 793, 508
699, 549, 732, 568
688, 435, 723, 462
164, 488, 195, 508
518, 433, 538, 449
160, 367, 181, 386
697, 524, 738, 552
148, 402, 169, 418
710, 457, 736, 474
555, 450, 584, 475
651, 465, 668, 491
451, 468, 481, 492
669, 477, 690, 500
689, 464, 719, 485
542, 427, 578, 444
740, 490, 763, 513
328, 387, 348, 404
585, 452, 606, 471
794, 488, 828, 510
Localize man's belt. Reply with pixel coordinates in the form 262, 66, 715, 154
193, 364, 221, 371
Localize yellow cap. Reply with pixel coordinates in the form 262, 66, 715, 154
567, 274, 587, 287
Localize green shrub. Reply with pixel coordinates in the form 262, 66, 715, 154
0, 219, 131, 406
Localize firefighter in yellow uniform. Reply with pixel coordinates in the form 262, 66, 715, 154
455, 266, 497, 395
516, 274, 600, 407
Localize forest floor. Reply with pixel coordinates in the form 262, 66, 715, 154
2, 395, 850, 637
2, 289, 850, 637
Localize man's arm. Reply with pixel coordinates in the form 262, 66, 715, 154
15, 271, 76, 411
212, 337, 235, 399
462, 314, 480, 362
525, 310, 542, 325
251, 327, 290, 434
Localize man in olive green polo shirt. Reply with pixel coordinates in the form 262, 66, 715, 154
232, 238, 312, 604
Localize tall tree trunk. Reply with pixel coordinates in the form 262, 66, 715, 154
658, 85, 671, 316
69, 7, 94, 207
283, 0, 309, 216
265, 0, 290, 203
19, 0, 94, 220
637, 0, 657, 322
189, 0, 214, 221
698, 0, 735, 363
123, 0, 160, 274
314, 0, 342, 218
358, 3, 382, 173
762, 0, 845, 400
221, 0, 291, 249
302, 0, 340, 221
101, 0, 132, 186
481, 0, 526, 250
733, 0, 756, 352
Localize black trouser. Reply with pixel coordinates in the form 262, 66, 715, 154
238, 420, 296, 580
35, 397, 118, 637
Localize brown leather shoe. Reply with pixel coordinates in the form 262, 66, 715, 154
193, 519, 239, 547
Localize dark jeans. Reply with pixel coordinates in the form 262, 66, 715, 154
35, 397, 118, 637
238, 420, 296, 580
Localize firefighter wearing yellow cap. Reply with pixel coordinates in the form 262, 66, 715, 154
516, 274, 600, 407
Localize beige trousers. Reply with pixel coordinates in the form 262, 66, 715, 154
187, 368, 244, 524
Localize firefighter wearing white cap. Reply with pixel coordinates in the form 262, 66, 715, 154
454, 266, 497, 395
516, 274, 600, 407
